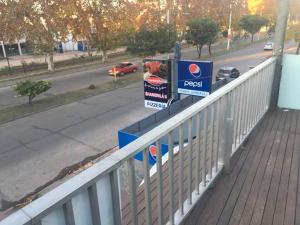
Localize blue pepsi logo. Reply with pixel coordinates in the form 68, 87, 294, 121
189, 64, 202, 78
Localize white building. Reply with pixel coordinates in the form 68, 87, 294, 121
0, 35, 83, 58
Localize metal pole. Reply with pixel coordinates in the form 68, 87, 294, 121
227, 4, 232, 51
171, 42, 181, 101
1, 41, 6, 58
270, 0, 290, 110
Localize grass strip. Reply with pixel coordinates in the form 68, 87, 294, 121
0, 73, 143, 124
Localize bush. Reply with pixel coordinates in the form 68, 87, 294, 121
88, 84, 96, 89
14, 80, 52, 105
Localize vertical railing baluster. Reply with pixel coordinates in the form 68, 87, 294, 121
128, 158, 138, 225
110, 170, 122, 225
264, 66, 271, 110
188, 118, 193, 204
202, 109, 208, 187
214, 100, 220, 171
88, 184, 101, 225
63, 200, 76, 225
235, 86, 242, 146
250, 73, 257, 127
179, 124, 184, 215
245, 80, 251, 134
209, 104, 214, 179
156, 140, 163, 225
223, 92, 234, 172
238, 82, 245, 143
248, 73, 255, 130
254, 71, 261, 123
143, 149, 152, 225
263, 67, 268, 110
232, 88, 238, 149
258, 70, 264, 116
168, 132, 174, 225
256, 71, 263, 120
196, 113, 201, 194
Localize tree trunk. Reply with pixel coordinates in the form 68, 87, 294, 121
196, 45, 202, 58
209, 41, 212, 56
296, 42, 300, 55
6, 56, 12, 74
29, 95, 33, 106
102, 50, 108, 63
87, 45, 92, 57
251, 34, 254, 43
47, 52, 54, 72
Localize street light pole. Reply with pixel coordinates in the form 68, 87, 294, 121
227, 4, 232, 51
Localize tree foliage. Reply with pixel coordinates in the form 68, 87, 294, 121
286, 23, 300, 55
239, 15, 269, 43
14, 80, 51, 105
186, 18, 219, 58
0, 0, 70, 71
68, 0, 131, 62
127, 25, 176, 57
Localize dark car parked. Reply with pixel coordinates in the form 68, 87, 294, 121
216, 67, 240, 81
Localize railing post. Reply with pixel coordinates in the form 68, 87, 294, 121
223, 93, 234, 173
270, 0, 290, 110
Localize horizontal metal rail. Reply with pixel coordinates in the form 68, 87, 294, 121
0, 57, 276, 225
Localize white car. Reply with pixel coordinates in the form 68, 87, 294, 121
264, 42, 274, 50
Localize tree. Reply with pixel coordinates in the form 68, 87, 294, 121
14, 80, 51, 105
0, 0, 25, 43
68, 0, 129, 62
239, 15, 269, 43
0, 0, 70, 72
186, 18, 219, 58
127, 25, 176, 57
286, 24, 300, 55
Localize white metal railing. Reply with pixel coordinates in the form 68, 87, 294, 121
0, 57, 276, 225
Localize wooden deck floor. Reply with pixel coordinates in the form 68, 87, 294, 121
185, 109, 300, 225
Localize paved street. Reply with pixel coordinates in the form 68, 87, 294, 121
0, 40, 297, 211
0, 36, 265, 109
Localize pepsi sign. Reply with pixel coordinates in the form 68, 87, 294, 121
118, 130, 169, 165
178, 60, 213, 97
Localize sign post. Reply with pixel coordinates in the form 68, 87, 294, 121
177, 60, 213, 97
113, 68, 117, 82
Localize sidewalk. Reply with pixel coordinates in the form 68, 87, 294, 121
0, 47, 127, 68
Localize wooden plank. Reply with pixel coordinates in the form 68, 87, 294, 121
249, 110, 297, 225
272, 110, 297, 225
193, 112, 276, 225
260, 111, 295, 225
295, 111, 300, 224
283, 111, 300, 225
214, 111, 283, 225
238, 110, 293, 225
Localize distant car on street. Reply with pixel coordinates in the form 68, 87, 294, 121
264, 42, 274, 51
108, 62, 138, 76
216, 67, 240, 81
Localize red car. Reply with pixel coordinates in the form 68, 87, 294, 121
108, 62, 138, 76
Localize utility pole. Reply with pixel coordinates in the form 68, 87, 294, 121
270, 0, 290, 110
227, 4, 233, 51
171, 0, 181, 102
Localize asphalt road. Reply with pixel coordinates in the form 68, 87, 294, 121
0, 40, 297, 210
0, 36, 269, 109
